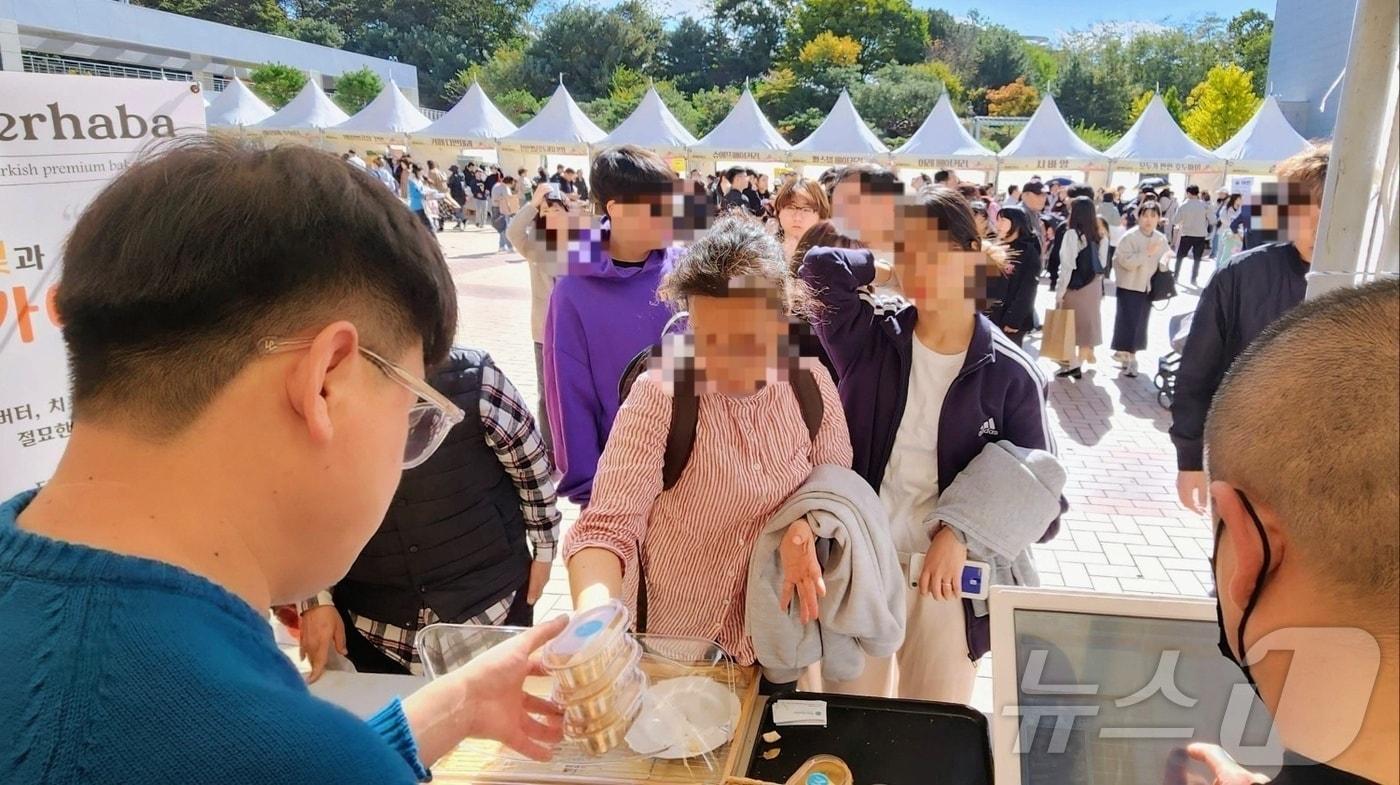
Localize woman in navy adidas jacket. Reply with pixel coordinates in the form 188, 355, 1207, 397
799, 187, 1060, 703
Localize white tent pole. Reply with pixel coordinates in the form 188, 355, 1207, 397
1307, 0, 1400, 298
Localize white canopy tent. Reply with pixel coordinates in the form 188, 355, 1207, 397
501, 82, 606, 156
413, 82, 518, 148
1214, 96, 1313, 175
255, 80, 349, 148
204, 77, 273, 130
892, 93, 997, 171
789, 90, 888, 166
997, 94, 1110, 172
601, 85, 698, 158
1105, 94, 1222, 174
690, 86, 791, 163
328, 80, 432, 149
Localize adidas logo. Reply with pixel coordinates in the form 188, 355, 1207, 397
978, 417, 999, 438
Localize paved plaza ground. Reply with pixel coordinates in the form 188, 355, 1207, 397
436, 224, 1221, 710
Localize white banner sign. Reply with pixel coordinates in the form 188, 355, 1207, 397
0, 73, 205, 496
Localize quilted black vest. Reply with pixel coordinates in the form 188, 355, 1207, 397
334, 349, 531, 628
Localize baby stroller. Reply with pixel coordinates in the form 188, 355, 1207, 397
1155, 312, 1193, 409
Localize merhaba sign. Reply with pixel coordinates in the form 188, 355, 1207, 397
0, 73, 205, 496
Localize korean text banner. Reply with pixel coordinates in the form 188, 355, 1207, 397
0, 73, 206, 496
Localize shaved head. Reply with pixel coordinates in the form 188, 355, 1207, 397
1206, 278, 1399, 617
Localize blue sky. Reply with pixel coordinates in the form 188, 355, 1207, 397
915, 0, 1274, 39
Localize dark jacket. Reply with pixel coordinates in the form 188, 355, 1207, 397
1169, 242, 1308, 470
335, 349, 531, 628
990, 234, 1042, 332
799, 247, 1061, 659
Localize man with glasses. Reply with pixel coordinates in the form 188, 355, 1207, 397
0, 139, 566, 784
295, 345, 560, 680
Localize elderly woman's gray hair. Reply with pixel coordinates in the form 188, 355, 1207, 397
657, 214, 817, 320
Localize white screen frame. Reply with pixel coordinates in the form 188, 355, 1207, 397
989, 586, 1219, 785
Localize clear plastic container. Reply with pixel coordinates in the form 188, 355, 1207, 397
414, 623, 742, 773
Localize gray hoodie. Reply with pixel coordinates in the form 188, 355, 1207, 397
936, 440, 1067, 619
746, 465, 906, 685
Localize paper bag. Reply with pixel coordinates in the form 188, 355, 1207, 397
1041, 308, 1077, 362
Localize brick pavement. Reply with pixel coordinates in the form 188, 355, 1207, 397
435, 226, 1221, 709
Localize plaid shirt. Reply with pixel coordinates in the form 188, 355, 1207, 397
300, 360, 559, 670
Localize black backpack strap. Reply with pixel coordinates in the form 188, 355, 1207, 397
639, 391, 695, 635
791, 368, 825, 444
661, 391, 699, 490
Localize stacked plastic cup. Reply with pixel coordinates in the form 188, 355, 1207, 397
541, 599, 648, 755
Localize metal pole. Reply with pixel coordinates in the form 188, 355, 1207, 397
1307, 0, 1400, 298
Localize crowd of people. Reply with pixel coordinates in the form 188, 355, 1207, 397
0, 135, 1393, 785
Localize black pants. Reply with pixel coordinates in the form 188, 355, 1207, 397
1174, 235, 1208, 283
338, 584, 535, 675
414, 209, 434, 234
1103, 244, 1115, 280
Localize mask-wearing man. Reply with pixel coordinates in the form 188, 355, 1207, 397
1192, 278, 1398, 785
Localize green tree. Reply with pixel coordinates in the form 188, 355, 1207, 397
335, 0, 533, 109
332, 67, 383, 113
689, 85, 741, 136
285, 16, 345, 48
1072, 123, 1120, 150
926, 8, 980, 82
249, 62, 308, 109
520, 1, 663, 101
661, 17, 717, 94
851, 63, 946, 144
1053, 42, 1133, 132
1227, 9, 1273, 95
446, 45, 531, 103
972, 26, 1028, 90
986, 77, 1039, 117
1183, 64, 1261, 148
785, 0, 930, 68
131, 0, 287, 33
1116, 22, 1229, 104
1021, 42, 1059, 90
492, 88, 542, 126
711, 0, 791, 86
1128, 86, 1185, 124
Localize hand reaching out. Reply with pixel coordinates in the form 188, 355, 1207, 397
779, 516, 826, 625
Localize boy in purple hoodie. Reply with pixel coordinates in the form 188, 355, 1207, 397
543, 145, 688, 505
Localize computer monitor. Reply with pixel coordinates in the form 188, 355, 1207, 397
990, 587, 1285, 785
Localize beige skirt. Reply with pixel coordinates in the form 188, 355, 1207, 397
1063, 275, 1103, 348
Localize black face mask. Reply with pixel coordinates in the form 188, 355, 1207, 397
1211, 488, 1272, 693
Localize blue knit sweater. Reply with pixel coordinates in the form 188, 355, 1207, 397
0, 490, 430, 784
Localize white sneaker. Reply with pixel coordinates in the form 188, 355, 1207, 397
1125, 358, 1140, 377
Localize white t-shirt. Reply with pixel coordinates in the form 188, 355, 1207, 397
879, 337, 967, 556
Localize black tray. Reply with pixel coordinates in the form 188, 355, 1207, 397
743, 691, 993, 785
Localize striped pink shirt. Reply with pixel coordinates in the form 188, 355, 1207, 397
564, 368, 852, 665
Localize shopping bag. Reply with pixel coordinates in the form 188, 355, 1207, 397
1040, 308, 1077, 362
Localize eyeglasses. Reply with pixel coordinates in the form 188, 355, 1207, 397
779, 204, 819, 216
257, 336, 465, 470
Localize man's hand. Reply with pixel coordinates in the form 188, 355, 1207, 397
299, 605, 346, 684
919, 525, 967, 601
1177, 470, 1209, 514
527, 560, 552, 606
1185, 743, 1271, 784
779, 517, 826, 625
403, 616, 568, 765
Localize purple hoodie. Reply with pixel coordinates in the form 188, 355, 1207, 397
543, 247, 683, 505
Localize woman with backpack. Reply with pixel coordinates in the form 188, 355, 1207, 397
1053, 196, 1110, 379
798, 189, 1057, 702
564, 215, 852, 669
